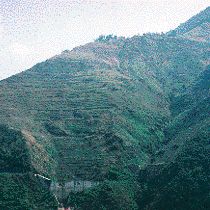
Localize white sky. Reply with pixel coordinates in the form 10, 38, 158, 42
0, 0, 209, 80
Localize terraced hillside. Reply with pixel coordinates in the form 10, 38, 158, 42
0, 7, 210, 209
0, 38, 171, 183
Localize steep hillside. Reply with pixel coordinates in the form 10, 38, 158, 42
0, 125, 58, 209
134, 65, 210, 208
180, 22, 210, 42
0, 7, 210, 209
0, 173, 58, 209
119, 34, 210, 96
65, 63, 210, 210
167, 6, 210, 41
0, 38, 170, 183
0, 125, 31, 173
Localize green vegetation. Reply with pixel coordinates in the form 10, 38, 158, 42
167, 7, 210, 37
66, 179, 138, 210
0, 173, 58, 210
95, 34, 124, 42
0, 7, 210, 209
0, 125, 31, 173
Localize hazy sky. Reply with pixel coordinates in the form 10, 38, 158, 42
0, 0, 209, 80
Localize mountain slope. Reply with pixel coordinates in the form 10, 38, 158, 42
0, 7, 210, 210
0, 39, 171, 183
65, 64, 210, 210
180, 22, 210, 42
0, 173, 58, 209
167, 6, 210, 41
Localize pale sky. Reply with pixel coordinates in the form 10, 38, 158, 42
0, 0, 209, 80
